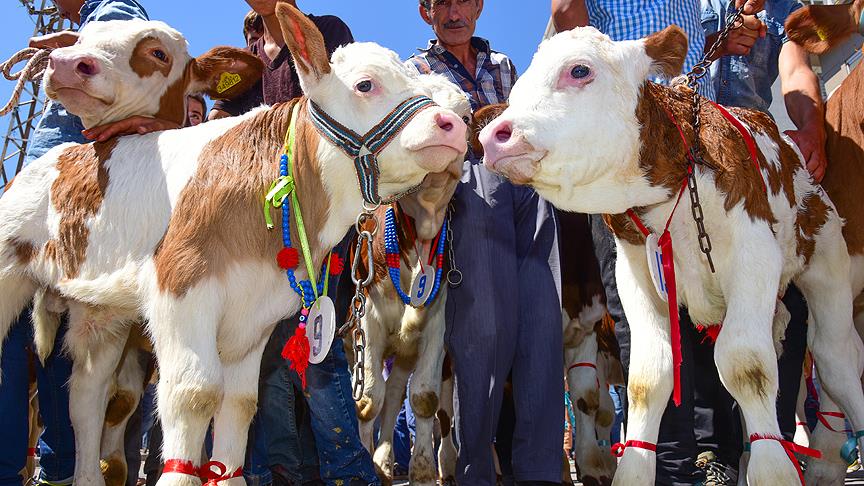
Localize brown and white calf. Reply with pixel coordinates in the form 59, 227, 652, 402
479, 25, 864, 486
779, 4, 864, 484
0, 4, 468, 486
4, 18, 261, 486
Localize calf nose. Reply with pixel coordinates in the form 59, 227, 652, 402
493, 121, 512, 143
49, 51, 101, 78
435, 112, 458, 132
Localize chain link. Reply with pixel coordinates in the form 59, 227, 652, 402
679, 5, 744, 274
445, 204, 462, 287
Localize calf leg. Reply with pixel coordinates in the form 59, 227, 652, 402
151, 293, 223, 486
437, 361, 457, 485
803, 388, 848, 486
373, 359, 411, 485
566, 333, 609, 486
100, 344, 147, 486
610, 243, 672, 486
65, 304, 132, 486
407, 298, 447, 486
209, 336, 269, 486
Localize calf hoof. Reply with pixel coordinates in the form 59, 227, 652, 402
101, 455, 127, 486
582, 476, 612, 486
440, 476, 457, 486
408, 454, 437, 486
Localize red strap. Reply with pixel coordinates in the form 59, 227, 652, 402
695, 323, 722, 344
163, 459, 199, 476
708, 101, 767, 194
658, 228, 682, 406
611, 440, 657, 457
27, 447, 36, 457
750, 434, 821, 485
200, 461, 244, 486
567, 362, 600, 388
796, 421, 808, 427
817, 411, 852, 433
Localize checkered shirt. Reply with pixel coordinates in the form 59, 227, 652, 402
587, 0, 716, 99
408, 37, 517, 111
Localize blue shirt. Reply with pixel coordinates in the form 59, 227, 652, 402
23, 0, 149, 165
586, 0, 715, 99
409, 37, 516, 112
701, 0, 802, 112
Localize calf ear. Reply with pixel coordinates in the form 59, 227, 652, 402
188, 47, 265, 99
643, 25, 688, 78
786, 5, 858, 55
470, 103, 509, 156
274, 2, 331, 87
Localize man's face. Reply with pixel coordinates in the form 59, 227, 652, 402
421, 0, 483, 47
244, 0, 277, 16
186, 98, 204, 127
53, 0, 84, 23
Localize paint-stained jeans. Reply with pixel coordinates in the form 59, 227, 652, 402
0, 310, 75, 485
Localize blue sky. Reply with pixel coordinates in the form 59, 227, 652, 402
0, 1, 552, 140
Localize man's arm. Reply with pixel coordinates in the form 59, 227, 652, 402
29, 31, 79, 49
779, 40, 827, 182
207, 109, 232, 121
551, 0, 589, 32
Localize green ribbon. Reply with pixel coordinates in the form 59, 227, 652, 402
264, 103, 320, 302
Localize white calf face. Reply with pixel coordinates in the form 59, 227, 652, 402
478, 26, 687, 212
44, 20, 190, 127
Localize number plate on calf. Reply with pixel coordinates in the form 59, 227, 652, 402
307, 296, 336, 364
410, 264, 435, 307
645, 233, 668, 302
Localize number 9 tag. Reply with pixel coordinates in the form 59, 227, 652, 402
306, 296, 336, 364
410, 264, 435, 307
645, 233, 668, 302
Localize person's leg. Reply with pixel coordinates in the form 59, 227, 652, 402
143, 419, 163, 486
35, 318, 76, 484
494, 385, 516, 486
776, 285, 808, 441
243, 414, 273, 486
392, 399, 411, 474
125, 400, 144, 486
305, 334, 378, 486
0, 314, 32, 486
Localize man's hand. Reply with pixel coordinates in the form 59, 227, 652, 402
29, 31, 79, 50
82, 116, 181, 142
785, 125, 828, 183
735, 0, 765, 14
707, 14, 766, 59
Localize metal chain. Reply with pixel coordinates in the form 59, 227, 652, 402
680, 5, 744, 274
445, 204, 462, 287
346, 207, 378, 401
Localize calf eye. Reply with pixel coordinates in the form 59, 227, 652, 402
356, 80, 373, 93
570, 65, 591, 79
152, 49, 167, 62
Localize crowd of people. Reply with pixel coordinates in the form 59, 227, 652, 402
0, 0, 836, 485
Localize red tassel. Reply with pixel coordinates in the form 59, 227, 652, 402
696, 324, 722, 344
329, 254, 344, 275
276, 247, 299, 270
281, 326, 310, 388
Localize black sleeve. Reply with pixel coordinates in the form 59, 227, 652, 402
319, 16, 355, 57
211, 79, 265, 117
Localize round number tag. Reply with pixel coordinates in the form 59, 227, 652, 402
645, 233, 668, 302
410, 264, 435, 307
306, 296, 336, 364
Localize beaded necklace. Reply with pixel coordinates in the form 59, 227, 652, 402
383, 205, 446, 307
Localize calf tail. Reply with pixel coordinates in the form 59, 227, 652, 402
31, 287, 62, 365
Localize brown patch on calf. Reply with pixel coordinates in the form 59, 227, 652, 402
596, 408, 614, 428
171, 387, 220, 417
795, 193, 832, 265
558, 211, 605, 321
822, 62, 864, 255
575, 388, 599, 415
409, 454, 437, 484
100, 454, 127, 486
356, 395, 376, 422
48, 139, 117, 278
411, 390, 439, 418
129, 36, 172, 79
154, 73, 187, 126
155, 100, 328, 297
643, 26, 688, 78
9, 239, 36, 265
627, 380, 650, 411
470, 103, 508, 156
596, 314, 620, 359
634, 83, 781, 226
602, 213, 644, 246
728, 352, 771, 399
104, 390, 136, 426
231, 394, 259, 423
436, 409, 451, 437
786, 4, 861, 55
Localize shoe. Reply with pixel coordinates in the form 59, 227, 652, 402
30, 477, 73, 486
848, 457, 861, 473
695, 451, 738, 486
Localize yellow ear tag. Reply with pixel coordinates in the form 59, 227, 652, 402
216, 72, 242, 94
815, 27, 828, 42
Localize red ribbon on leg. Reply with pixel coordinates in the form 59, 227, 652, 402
749, 434, 821, 485
199, 461, 243, 485
611, 440, 657, 457
163, 459, 199, 476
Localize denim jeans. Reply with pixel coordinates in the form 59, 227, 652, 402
0, 310, 75, 485
392, 395, 416, 471
244, 415, 273, 486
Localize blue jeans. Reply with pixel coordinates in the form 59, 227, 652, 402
0, 310, 75, 485
393, 394, 416, 471
244, 415, 273, 486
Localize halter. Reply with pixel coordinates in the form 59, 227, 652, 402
308, 95, 437, 206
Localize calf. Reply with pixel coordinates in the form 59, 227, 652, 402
0, 4, 468, 486
7, 18, 261, 486
479, 25, 864, 486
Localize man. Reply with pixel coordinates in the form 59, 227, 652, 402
550, 1, 765, 485
0, 3, 149, 485
209, 3, 378, 486
185, 94, 207, 127
409, 2, 563, 485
